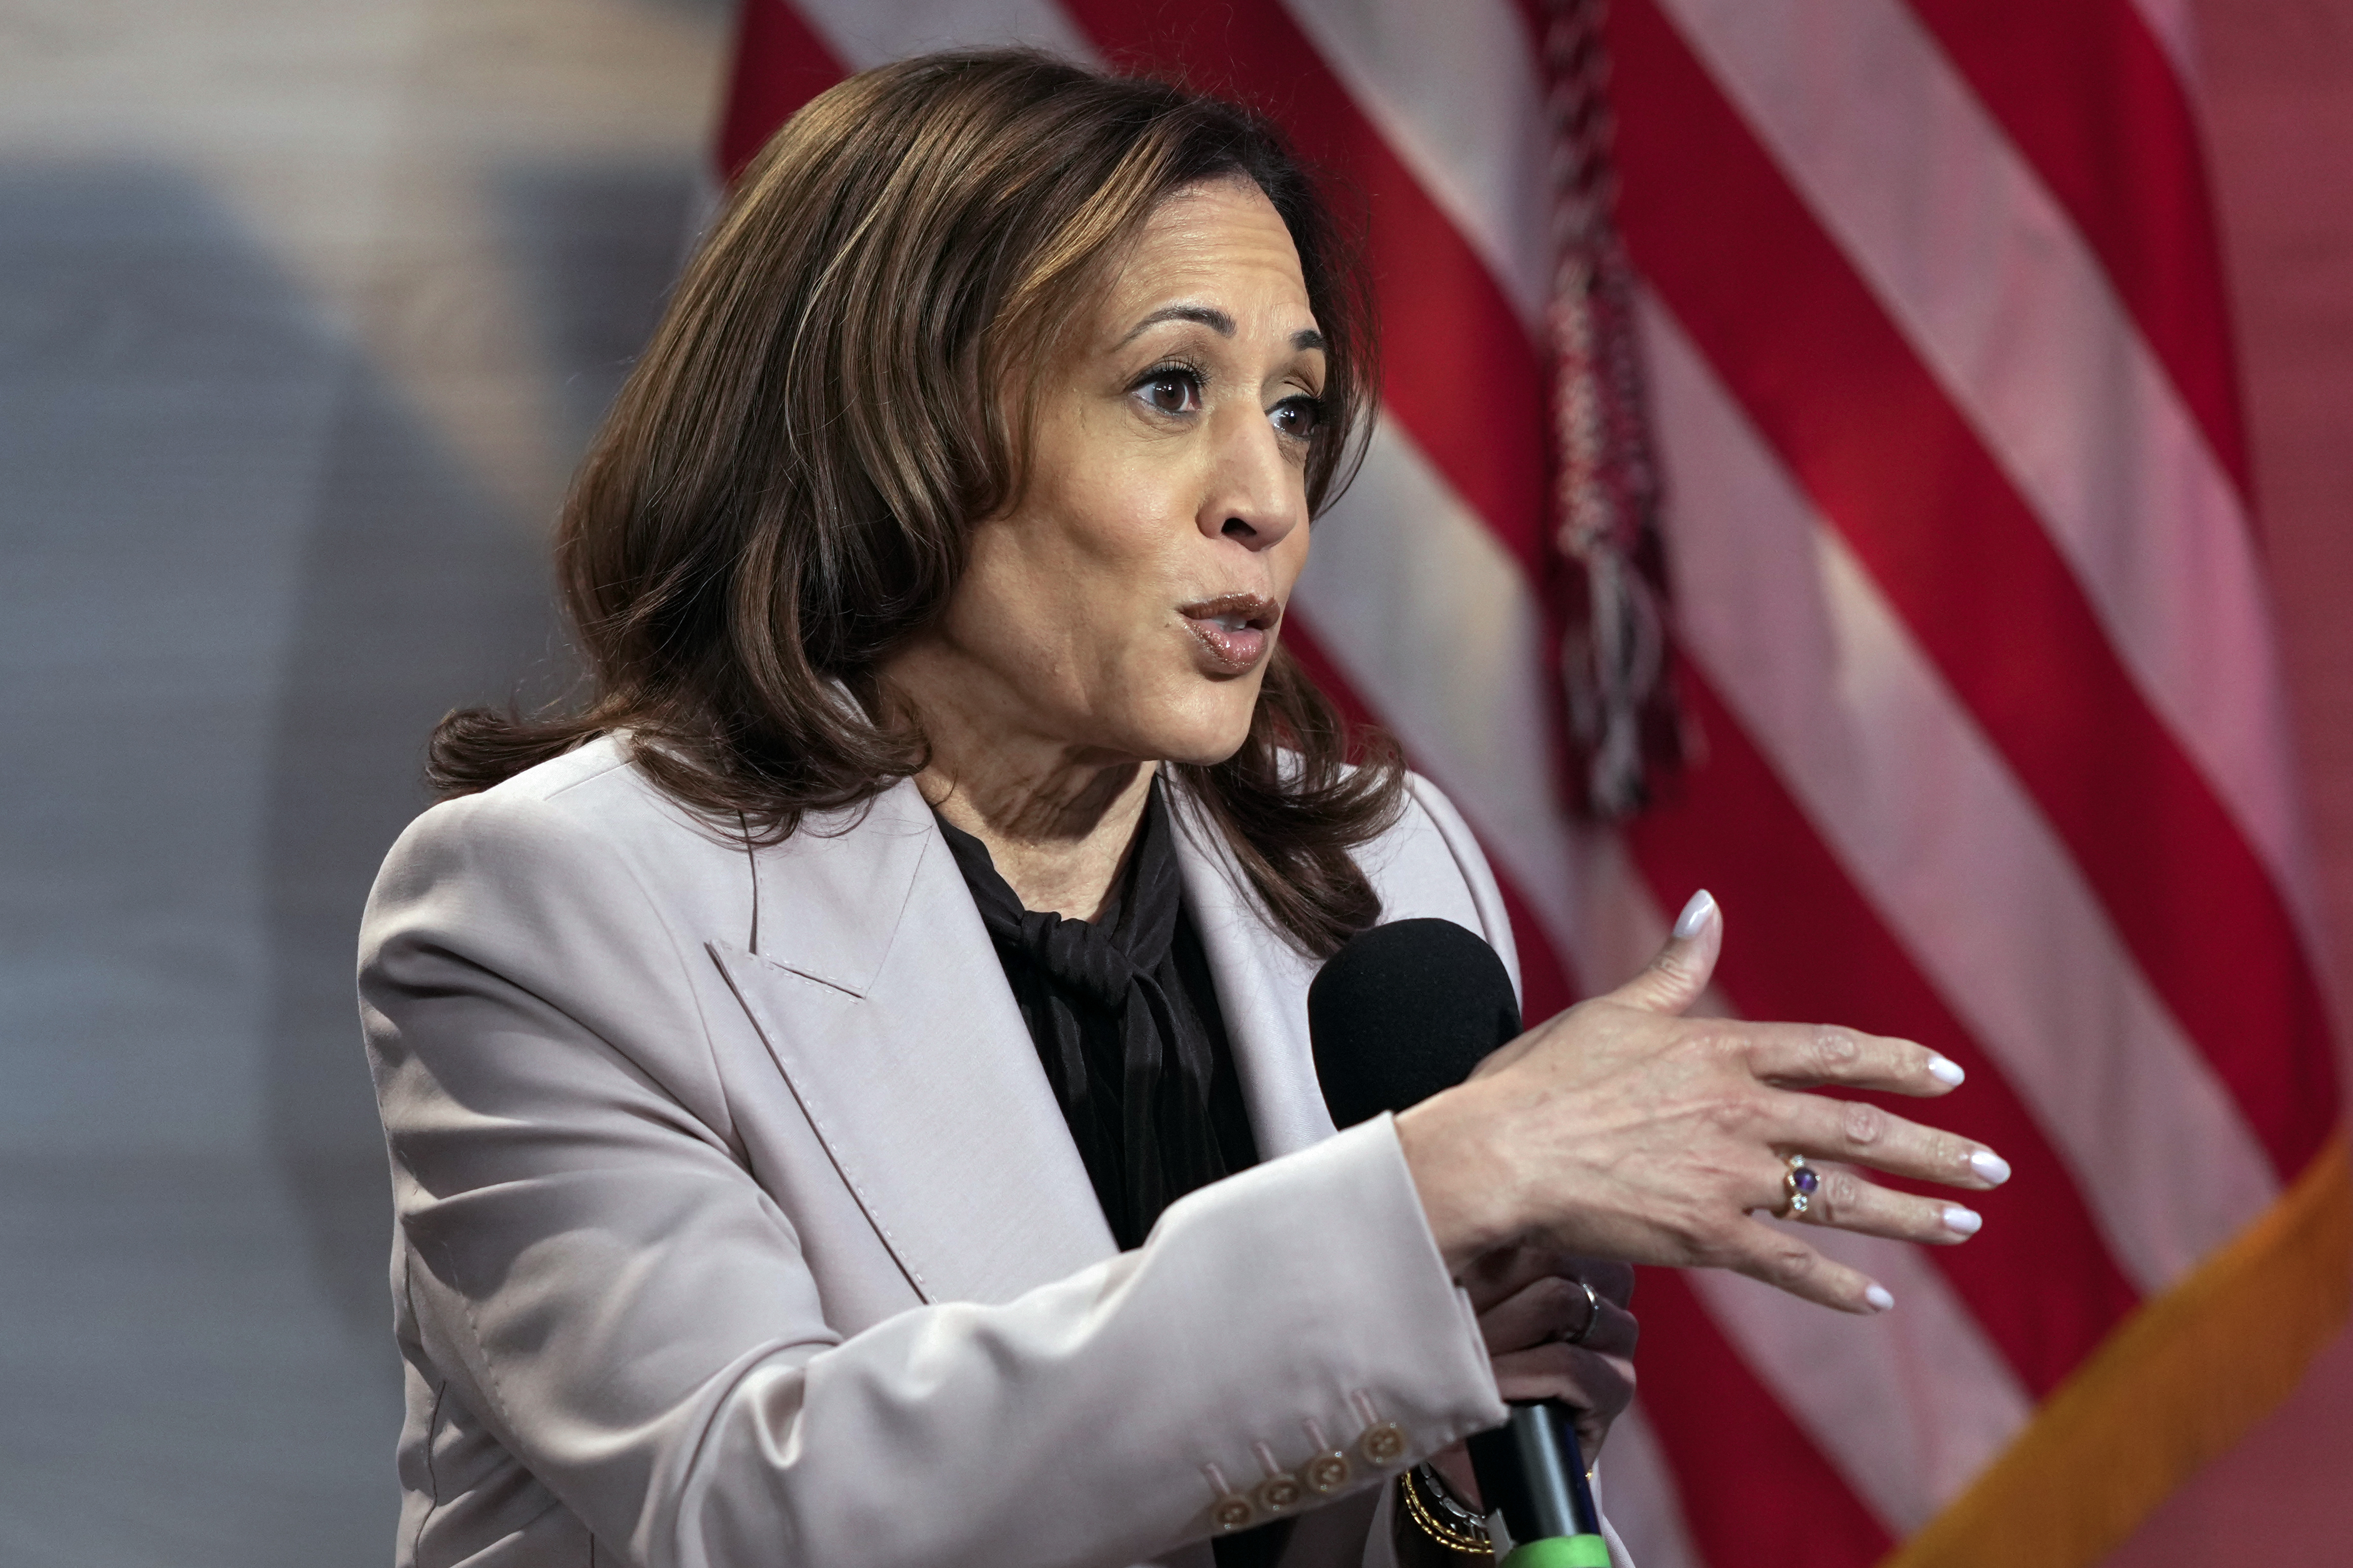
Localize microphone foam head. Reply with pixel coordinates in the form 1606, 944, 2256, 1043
1309, 917, 1522, 1129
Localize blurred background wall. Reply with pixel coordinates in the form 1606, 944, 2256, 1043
0, 3, 727, 1560
0, 2, 2344, 1563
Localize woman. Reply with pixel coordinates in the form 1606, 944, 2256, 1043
360, 50, 2002, 1568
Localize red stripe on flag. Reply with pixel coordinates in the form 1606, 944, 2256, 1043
1634, 1266, 1896, 1567
1283, 619, 1580, 1024
1054, 0, 1552, 578
1902, 0, 2253, 502
1630, 666, 2144, 1393
1609, 0, 2339, 1180
716, 0, 846, 182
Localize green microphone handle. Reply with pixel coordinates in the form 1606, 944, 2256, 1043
1468, 1405, 1612, 1567
1501, 1539, 1612, 1567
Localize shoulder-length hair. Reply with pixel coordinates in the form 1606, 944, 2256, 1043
431, 48, 1405, 956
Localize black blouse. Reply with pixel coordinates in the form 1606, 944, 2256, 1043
936, 783, 1293, 1567
934, 780, 1260, 1248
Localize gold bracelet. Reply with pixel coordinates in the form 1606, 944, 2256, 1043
1397, 1464, 1492, 1556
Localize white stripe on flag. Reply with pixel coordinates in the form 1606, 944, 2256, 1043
1644, 291, 2280, 1286
1595, 1405, 1706, 1568
1290, 418, 1592, 979
2129, 0, 2202, 85
792, 0, 1095, 70
1653, 0, 2319, 949
1690, 1225, 2034, 1531
1279, 0, 1553, 327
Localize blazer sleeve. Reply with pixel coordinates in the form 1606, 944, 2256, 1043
361, 787, 1508, 1568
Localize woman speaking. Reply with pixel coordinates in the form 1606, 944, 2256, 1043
359, 49, 2003, 1568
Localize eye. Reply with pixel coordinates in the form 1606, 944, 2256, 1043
1270, 394, 1324, 441
1134, 365, 1204, 417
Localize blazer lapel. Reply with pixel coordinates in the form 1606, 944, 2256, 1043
708, 778, 1115, 1307
1168, 789, 1337, 1161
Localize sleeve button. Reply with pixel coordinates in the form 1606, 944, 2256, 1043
1358, 1421, 1408, 1465
1211, 1494, 1258, 1533
1303, 1451, 1352, 1494
1255, 1473, 1305, 1514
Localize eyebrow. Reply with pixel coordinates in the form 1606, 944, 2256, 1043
1118, 303, 1327, 354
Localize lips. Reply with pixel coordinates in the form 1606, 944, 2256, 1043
1180, 592, 1280, 675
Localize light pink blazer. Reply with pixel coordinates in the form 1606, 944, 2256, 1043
360, 735, 1603, 1568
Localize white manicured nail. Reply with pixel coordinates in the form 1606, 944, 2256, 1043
1926, 1053, 1965, 1087
1864, 1284, 1895, 1312
1942, 1205, 1983, 1236
1673, 889, 1718, 940
1970, 1149, 2012, 1186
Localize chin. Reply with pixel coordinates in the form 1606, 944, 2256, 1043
1128, 682, 1262, 767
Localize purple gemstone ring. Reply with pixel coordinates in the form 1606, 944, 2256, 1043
1782, 1154, 1822, 1217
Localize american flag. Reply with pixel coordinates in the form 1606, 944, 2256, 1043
713, 5, 2349, 1564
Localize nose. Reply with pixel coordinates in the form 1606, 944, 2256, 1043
1197, 402, 1306, 553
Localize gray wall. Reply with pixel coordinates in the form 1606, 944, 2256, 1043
0, 4, 728, 1562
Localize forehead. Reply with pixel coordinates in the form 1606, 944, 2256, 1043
1101, 179, 1312, 316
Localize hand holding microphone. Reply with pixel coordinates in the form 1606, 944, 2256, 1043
1311, 917, 1632, 1562
1457, 1246, 1636, 1459
1309, 917, 1638, 1452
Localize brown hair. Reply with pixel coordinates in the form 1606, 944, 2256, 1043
431, 49, 1405, 956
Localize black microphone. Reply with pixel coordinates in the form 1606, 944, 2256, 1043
1309, 919, 1610, 1568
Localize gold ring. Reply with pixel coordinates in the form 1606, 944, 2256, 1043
1782, 1153, 1822, 1216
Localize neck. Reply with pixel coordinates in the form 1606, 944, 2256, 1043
886, 680, 1156, 923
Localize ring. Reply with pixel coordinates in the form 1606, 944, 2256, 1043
1562, 1278, 1603, 1345
1781, 1154, 1822, 1217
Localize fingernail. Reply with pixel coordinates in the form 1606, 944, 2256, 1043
1941, 1205, 1983, 1236
1673, 889, 1717, 940
1926, 1053, 1965, 1087
1970, 1149, 2012, 1186
1864, 1284, 1896, 1312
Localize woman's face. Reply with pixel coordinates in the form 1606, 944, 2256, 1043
906, 178, 1325, 770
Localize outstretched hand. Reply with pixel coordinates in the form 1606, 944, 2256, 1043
1397, 891, 2005, 1314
